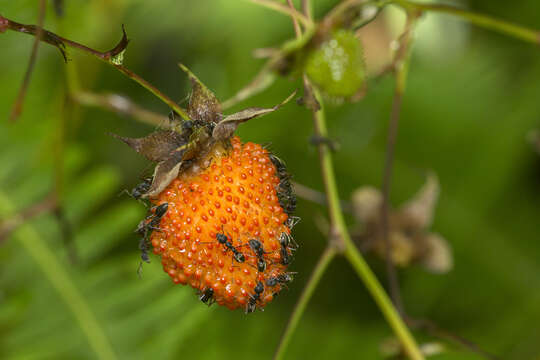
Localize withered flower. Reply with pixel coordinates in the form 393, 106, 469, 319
352, 173, 453, 273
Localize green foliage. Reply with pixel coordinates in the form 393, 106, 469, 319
0, 142, 211, 359
1, 0, 540, 359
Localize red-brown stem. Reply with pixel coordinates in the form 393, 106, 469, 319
380, 12, 418, 315
9, 0, 47, 122
1, 14, 190, 120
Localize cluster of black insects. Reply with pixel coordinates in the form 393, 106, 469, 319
198, 228, 298, 314
270, 153, 296, 216
122, 177, 170, 274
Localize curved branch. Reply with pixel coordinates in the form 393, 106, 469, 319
0, 14, 190, 121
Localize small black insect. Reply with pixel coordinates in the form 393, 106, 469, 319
135, 203, 168, 268
121, 178, 152, 202
248, 239, 270, 272
269, 154, 289, 179
278, 232, 298, 250
285, 216, 301, 229
199, 288, 215, 306
277, 273, 294, 284
216, 231, 246, 264
246, 281, 265, 314
266, 273, 294, 288
153, 203, 169, 218
280, 245, 292, 265
248, 239, 268, 258
256, 257, 267, 272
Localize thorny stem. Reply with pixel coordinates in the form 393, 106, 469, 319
391, 0, 540, 45
0, 14, 190, 121
381, 12, 418, 316
9, 0, 46, 122
273, 246, 337, 360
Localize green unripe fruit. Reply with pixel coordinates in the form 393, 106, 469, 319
305, 29, 365, 99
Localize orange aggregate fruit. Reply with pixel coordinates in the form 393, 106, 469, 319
149, 136, 296, 312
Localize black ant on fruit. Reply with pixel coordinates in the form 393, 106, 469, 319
198, 287, 215, 306
246, 281, 265, 314
135, 202, 168, 273
280, 245, 292, 265
216, 230, 246, 264
279, 232, 298, 250
266, 272, 295, 287
285, 216, 301, 229
248, 238, 273, 272
120, 177, 152, 204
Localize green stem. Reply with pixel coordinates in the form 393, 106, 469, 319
0, 192, 117, 360
311, 89, 424, 360
273, 246, 337, 360
392, 0, 540, 45
248, 0, 314, 28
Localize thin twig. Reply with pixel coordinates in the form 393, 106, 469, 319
406, 317, 501, 360
249, 0, 313, 28
287, 0, 302, 37
380, 12, 418, 316
73, 91, 168, 127
9, 0, 47, 122
292, 181, 353, 213
0, 193, 57, 245
301, 0, 313, 21
273, 246, 338, 360
391, 0, 540, 46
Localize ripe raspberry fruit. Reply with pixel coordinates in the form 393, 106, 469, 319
114, 65, 297, 312
149, 136, 296, 311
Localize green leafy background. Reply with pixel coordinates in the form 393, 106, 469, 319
1, 0, 539, 359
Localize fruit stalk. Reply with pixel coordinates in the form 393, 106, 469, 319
311, 88, 425, 360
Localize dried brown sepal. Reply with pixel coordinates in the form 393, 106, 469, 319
179, 63, 222, 125
399, 172, 439, 229
109, 130, 186, 162
212, 90, 297, 141
146, 148, 188, 198
351, 173, 452, 273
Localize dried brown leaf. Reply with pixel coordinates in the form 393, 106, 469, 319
212, 90, 297, 140
145, 149, 186, 198
399, 172, 439, 229
109, 130, 186, 162
179, 63, 222, 124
